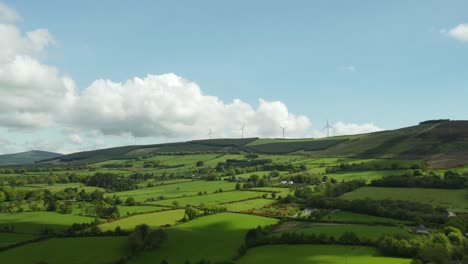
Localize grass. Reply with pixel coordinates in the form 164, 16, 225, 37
118, 205, 167, 215
273, 222, 412, 241
0, 236, 126, 264
99, 209, 185, 231
149, 191, 263, 207
0, 233, 36, 247
328, 170, 405, 182
224, 199, 274, 212
236, 245, 410, 264
324, 211, 409, 224
129, 213, 278, 264
108, 180, 237, 202
341, 187, 468, 212
0, 211, 94, 234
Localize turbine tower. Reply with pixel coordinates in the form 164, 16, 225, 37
208, 129, 213, 139
280, 126, 287, 139
238, 123, 246, 139
323, 120, 333, 137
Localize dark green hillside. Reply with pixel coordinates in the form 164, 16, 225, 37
0, 150, 62, 165
42, 120, 468, 167
48, 138, 258, 164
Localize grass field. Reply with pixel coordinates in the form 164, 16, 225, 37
328, 170, 404, 182
274, 222, 412, 241
129, 213, 279, 264
325, 211, 409, 224
150, 191, 263, 207
109, 180, 237, 202
0, 237, 126, 264
224, 199, 274, 212
0, 212, 94, 234
236, 245, 410, 264
118, 205, 167, 215
341, 187, 468, 212
0, 233, 36, 247
99, 209, 185, 231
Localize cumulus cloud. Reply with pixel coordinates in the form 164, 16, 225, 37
331, 122, 382, 136
0, 2, 19, 22
0, 2, 383, 149
68, 134, 83, 144
446, 24, 468, 43
64, 74, 312, 138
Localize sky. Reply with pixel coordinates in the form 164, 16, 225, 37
0, 0, 467, 154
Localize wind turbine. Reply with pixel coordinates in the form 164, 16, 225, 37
208, 129, 213, 139
280, 126, 287, 139
323, 120, 333, 137
238, 123, 246, 139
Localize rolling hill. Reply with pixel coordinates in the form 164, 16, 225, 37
41, 120, 468, 168
0, 150, 63, 165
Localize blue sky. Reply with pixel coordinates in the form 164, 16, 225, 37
0, 1, 467, 153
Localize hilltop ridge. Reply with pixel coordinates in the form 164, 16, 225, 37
37, 120, 468, 168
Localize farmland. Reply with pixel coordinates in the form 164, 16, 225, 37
1, 121, 468, 263
0, 237, 126, 264
99, 209, 185, 231
273, 222, 413, 241
129, 213, 279, 263
236, 245, 410, 264
341, 187, 468, 212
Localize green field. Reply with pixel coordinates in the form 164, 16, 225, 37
0, 212, 94, 234
109, 180, 237, 202
0, 233, 36, 247
325, 211, 409, 224
118, 205, 167, 215
0, 237, 126, 264
236, 245, 410, 264
341, 187, 468, 212
328, 170, 404, 182
274, 222, 412, 241
99, 209, 185, 231
129, 213, 279, 263
150, 191, 263, 207
224, 199, 274, 212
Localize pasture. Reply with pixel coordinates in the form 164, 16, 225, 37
324, 211, 408, 224
99, 209, 185, 231
108, 180, 237, 202
0, 236, 126, 264
129, 213, 278, 264
0, 211, 94, 234
150, 191, 263, 207
341, 187, 468, 212
224, 199, 274, 212
236, 245, 410, 264
0, 233, 36, 247
273, 222, 412, 241
118, 205, 166, 215
328, 170, 404, 182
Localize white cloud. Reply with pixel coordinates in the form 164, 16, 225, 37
331, 121, 382, 136
0, 2, 19, 22
64, 74, 312, 138
446, 24, 468, 43
68, 134, 83, 144
0, 2, 383, 151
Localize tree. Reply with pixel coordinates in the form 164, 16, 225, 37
125, 197, 136, 206
235, 182, 241, 190
128, 224, 167, 253
419, 242, 450, 264
196, 161, 204, 167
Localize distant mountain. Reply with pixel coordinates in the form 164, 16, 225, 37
0, 150, 63, 165
42, 120, 468, 168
